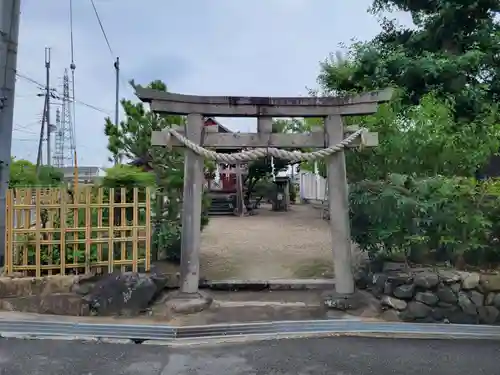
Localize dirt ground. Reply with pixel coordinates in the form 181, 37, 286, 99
199, 204, 334, 280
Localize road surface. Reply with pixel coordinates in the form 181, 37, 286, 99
0, 336, 499, 374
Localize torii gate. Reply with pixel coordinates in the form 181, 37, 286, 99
138, 88, 392, 310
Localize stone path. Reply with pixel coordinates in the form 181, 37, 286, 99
199, 204, 334, 280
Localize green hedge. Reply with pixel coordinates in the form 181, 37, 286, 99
349, 174, 500, 268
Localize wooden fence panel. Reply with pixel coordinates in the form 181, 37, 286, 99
4, 186, 151, 276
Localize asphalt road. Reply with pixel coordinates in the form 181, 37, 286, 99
0, 336, 499, 374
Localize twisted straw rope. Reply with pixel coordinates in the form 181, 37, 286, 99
162, 126, 367, 163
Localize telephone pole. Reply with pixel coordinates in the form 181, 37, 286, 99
113, 56, 120, 165
35, 90, 47, 173
0, 0, 21, 262
45, 47, 51, 166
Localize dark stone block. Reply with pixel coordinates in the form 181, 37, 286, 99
405, 301, 432, 319
413, 271, 440, 289
415, 291, 439, 306
393, 284, 415, 299
83, 272, 158, 316
468, 290, 484, 307
447, 310, 479, 324
324, 290, 369, 311
436, 285, 457, 304
458, 291, 477, 316
386, 272, 412, 288
477, 306, 499, 324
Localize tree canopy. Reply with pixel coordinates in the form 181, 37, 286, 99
308, 0, 500, 180
9, 158, 64, 188
320, 0, 500, 118
104, 80, 210, 262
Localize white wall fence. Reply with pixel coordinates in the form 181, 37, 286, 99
299, 172, 328, 202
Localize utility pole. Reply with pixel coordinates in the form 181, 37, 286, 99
45, 47, 51, 166
35, 91, 47, 174
113, 56, 120, 165
0, 0, 21, 263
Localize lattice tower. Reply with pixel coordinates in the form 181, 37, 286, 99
52, 69, 76, 168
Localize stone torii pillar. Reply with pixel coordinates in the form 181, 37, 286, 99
140, 88, 392, 311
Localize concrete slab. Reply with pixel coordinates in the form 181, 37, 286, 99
202, 279, 335, 291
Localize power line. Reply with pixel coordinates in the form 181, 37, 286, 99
15, 72, 112, 114
88, 0, 133, 97
12, 138, 37, 142
15, 72, 43, 88
90, 0, 114, 57
13, 127, 37, 135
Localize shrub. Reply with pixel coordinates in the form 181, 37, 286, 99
155, 191, 211, 263
349, 174, 500, 268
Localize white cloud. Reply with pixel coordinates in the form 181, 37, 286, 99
12, 0, 411, 167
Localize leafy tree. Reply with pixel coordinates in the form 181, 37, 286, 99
243, 119, 305, 202
350, 174, 500, 268
315, 0, 500, 180
38, 165, 64, 186
9, 158, 63, 188
102, 164, 156, 188
104, 80, 210, 262
306, 1, 500, 269
9, 159, 38, 187
320, 0, 500, 119
99, 164, 156, 226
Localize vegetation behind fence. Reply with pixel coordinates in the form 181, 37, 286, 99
4, 186, 151, 276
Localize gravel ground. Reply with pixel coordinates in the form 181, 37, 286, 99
199, 204, 334, 280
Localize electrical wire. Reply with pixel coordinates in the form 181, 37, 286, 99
15, 73, 44, 88
90, 0, 136, 99
15, 73, 112, 114
12, 138, 38, 142
90, 0, 114, 57
13, 128, 37, 135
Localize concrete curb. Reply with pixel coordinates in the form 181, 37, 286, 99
2, 326, 500, 347
147, 331, 500, 347
200, 279, 335, 291
1, 319, 500, 346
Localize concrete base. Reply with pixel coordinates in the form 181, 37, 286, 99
323, 290, 368, 311
200, 279, 335, 291
164, 291, 213, 314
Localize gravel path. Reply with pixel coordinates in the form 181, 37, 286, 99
200, 204, 334, 280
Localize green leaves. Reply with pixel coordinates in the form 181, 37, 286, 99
9, 158, 63, 188
101, 164, 156, 188
103, 79, 211, 263
350, 174, 500, 267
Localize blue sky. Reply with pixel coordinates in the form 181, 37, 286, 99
12, 0, 411, 167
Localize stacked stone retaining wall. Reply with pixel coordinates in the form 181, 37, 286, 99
358, 266, 500, 324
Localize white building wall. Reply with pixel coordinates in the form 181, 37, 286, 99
299, 171, 327, 201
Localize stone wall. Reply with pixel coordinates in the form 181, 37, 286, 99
0, 273, 171, 316
359, 265, 500, 324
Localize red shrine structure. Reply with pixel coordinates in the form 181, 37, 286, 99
130, 117, 246, 214
203, 117, 247, 193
